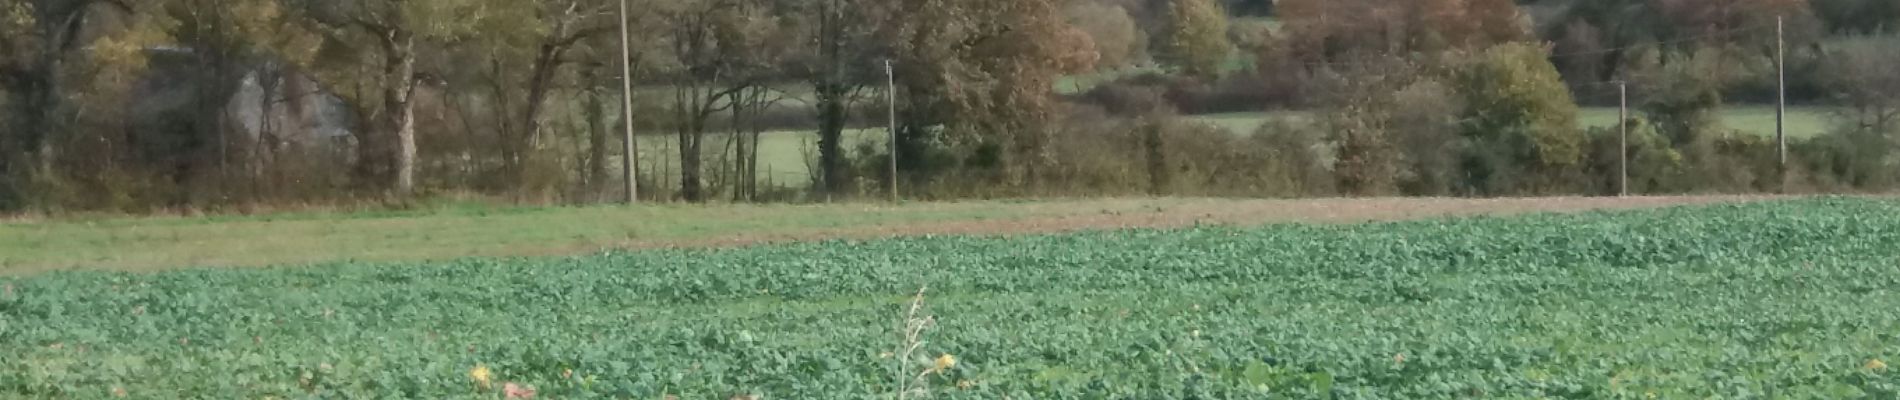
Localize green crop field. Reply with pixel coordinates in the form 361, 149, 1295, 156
5, 197, 1899, 398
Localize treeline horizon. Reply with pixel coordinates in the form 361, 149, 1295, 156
3, 0, 1900, 214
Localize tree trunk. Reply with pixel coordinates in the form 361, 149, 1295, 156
680, 130, 703, 202
384, 33, 419, 195
816, 84, 848, 197
731, 97, 748, 202
583, 67, 610, 199
192, 54, 225, 206
750, 128, 763, 199
809, 0, 855, 198
676, 85, 705, 202
813, 0, 852, 198
517, 42, 563, 189
747, 89, 765, 201
254, 65, 278, 202
489, 60, 519, 181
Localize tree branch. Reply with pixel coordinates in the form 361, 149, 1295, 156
695, 82, 754, 119
548, 25, 616, 50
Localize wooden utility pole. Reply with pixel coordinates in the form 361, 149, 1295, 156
885, 59, 898, 202
1619, 81, 1629, 197
618, 0, 640, 204
1775, 16, 1788, 178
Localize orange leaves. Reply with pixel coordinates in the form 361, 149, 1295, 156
1051, 24, 1102, 76
1420, 0, 1528, 50
1063, 3, 1138, 69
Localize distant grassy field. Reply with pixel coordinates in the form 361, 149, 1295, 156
628, 128, 884, 191
1185, 106, 1838, 138
1185, 111, 1311, 133
626, 106, 1836, 190
1576, 105, 1834, 138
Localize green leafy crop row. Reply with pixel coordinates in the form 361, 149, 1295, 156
4, 198, 1900, 398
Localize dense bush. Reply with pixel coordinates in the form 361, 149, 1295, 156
1024, 38, 1900, 200
1580, 118, 1684, 195
854, 78, 1340, 199
1796, 127, 1899, 191
1451, 43, 1589, 195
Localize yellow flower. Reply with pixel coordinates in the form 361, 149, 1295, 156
933, 354, 957, 372
1867, 359, 1888, 371
470, 364, 493, 389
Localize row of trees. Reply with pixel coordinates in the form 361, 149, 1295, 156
1093, 0, 1900, 198
3, 0, 1900, 213
0, 0, 1133, 211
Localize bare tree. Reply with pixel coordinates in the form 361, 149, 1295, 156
651, 0, 786, 202
287, 0, 490, 195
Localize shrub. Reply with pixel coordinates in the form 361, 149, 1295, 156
1795, 127, 1899, 190
1389, 79, 1463, 196
1246, 118, 1335, 197
1582, 118, 1685, 195
1452, 42, 1588, 195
